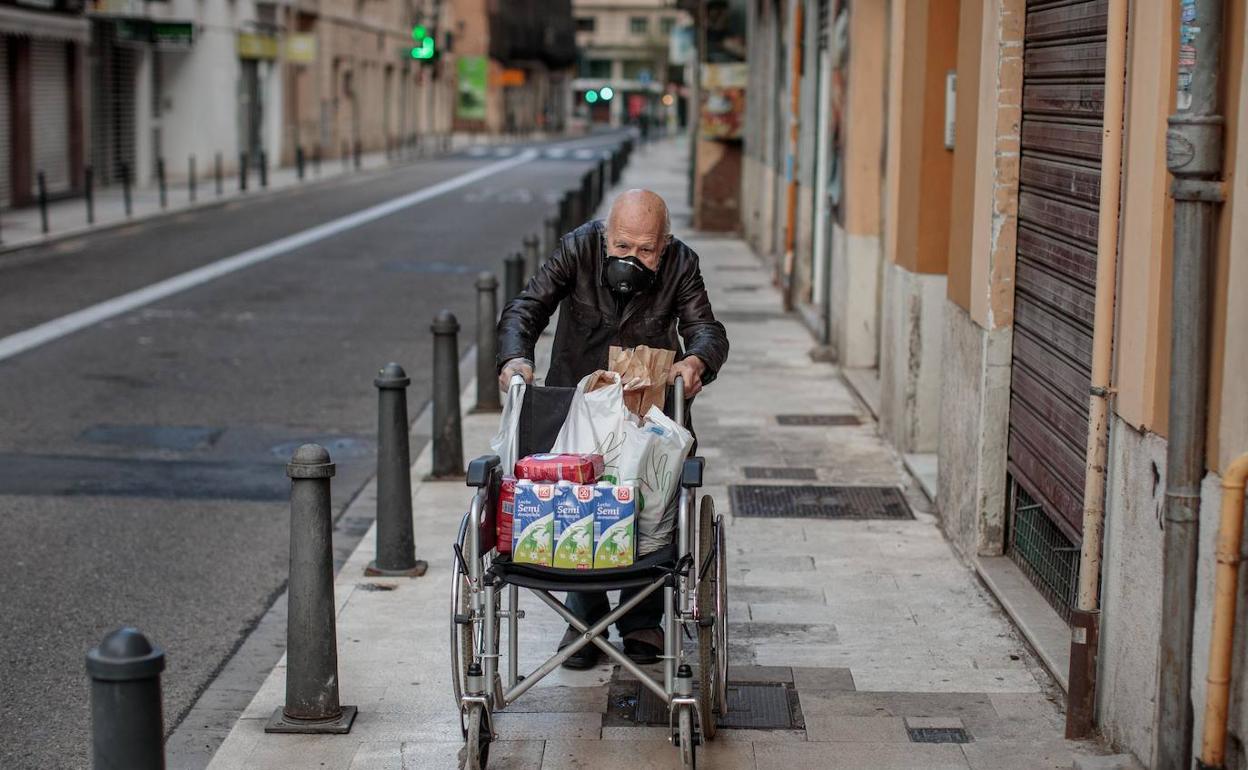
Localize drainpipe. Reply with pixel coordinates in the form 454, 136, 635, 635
1199, 454, 1248, 769
1156, 0, 1226, 767
781, 0, 804, 311
1065, 0, 1128, 741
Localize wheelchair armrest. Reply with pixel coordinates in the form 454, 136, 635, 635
681, 457, 705, 489
466, 455, 502, 488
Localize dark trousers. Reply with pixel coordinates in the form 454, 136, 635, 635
565, 587, 664, 638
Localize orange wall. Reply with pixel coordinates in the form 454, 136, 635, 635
843, 0, 887, 237
945, 0, 984, 310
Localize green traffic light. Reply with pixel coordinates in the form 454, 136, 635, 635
599, 86, 614, 101
585, 90, 599, 104
412, 25, 427, 41
410, 34, 435, 60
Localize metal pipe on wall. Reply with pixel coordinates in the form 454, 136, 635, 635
1156, 0, 1226, 767
1065, 0, 1129, 740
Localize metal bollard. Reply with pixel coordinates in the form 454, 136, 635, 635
430, 312, 464, 479
37, 171, 48, 234
296, 146, 305, 180
598, 157, 609, 201
354, 141, 362, 170
366, 364, 428, 577
581, 172, 593, 219
544, 216, 559, 262
523, 234, 540, 281
86, 627, 165, 770
259, 150, 268, 188
121, 163, 132, 217
266, 444, 358, 733
504, 252, 525, 303
188, 156, 196, 203
157, 157, 167, 209
239, 152, 249, 192
474, 273, 501, 413
84, 165, 95, 225
342, 142, 350, 172
215, 152, 223, 197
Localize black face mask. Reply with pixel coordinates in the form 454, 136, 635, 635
605, 256, 657, 296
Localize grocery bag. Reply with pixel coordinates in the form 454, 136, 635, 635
549, 372, 628, 470
632, 407, 694, 555
489, 381, 527, 473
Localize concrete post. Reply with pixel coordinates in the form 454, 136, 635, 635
266, 444, 357, 733
366, 365, 428, 577
545, 216, 559, 262
523, 234, 540, 281
86, 627, 165, 770
431, 312, 464, 478
475, 273, 501, 413
504, 252, 525, 303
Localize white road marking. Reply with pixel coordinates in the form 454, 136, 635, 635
545, 148, 568, 159
0, 150, 538, 364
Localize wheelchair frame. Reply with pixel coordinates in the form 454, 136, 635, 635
450, 376, 728, 769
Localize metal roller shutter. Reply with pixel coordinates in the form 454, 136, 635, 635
30, 39, 71, 196
91, 23, 137, 185
0, 36, 11, 207
1006, 0, 1108, 614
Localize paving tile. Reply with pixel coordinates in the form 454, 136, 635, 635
399, 740, 546, 770
492, 711, 602, 740
541, 738, 756, 769
497, 685, 609, 714
796, 691, 1002, 739
348, 741, 404, 770
753, 741, 969, 770
791, 666, 856, 691
961, 737, 1101, 770
905, 716, 966, 730
728, 664, 794, 683
242, 735, 364, 770
806, 715, 910, 742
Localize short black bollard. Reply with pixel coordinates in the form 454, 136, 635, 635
598, 157, 609, 201
366, 364, 428, 577
86, 627, 165, 770
523, 234, 540, 281
266, 444, 358, 734
84, 165, 95, 225
259, 150, 268, 188
296, 146, 305, 180
475, 273, 501, 413
188, 155, 197, 203
354, 141, 362, 170
430, 312, 464, 479
314, 144, 322, 176
504, 252, 525, 303
214, 152, 223, 196
156, 157, 167, 209
37, 171, 48, 234
121, 163, 132, 217
580, 172, 593, 219
544, 216, 559, 262
341, 142, 350, 172
239, 152, 249, 192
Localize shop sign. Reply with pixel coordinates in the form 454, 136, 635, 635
699, 63, 747, 140
495, 68, 525, 87
238, 32, 278, 60
152, 22, 193, 51
286, 33, 316, 63
456, 56, 488, 121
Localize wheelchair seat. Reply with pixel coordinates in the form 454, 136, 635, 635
488, 543, 678, 592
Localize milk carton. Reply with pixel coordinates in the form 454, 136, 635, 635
512, 480, 556, 565
553, 482, 595, 569
593, 482, 637, 569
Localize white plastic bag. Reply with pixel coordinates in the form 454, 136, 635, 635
489, 381, 527, 473
633, 407, 694, 555
550, 372, 628, 469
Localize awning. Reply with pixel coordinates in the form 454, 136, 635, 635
0, 6, 90, 44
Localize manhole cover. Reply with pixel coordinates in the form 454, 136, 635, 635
908, 727, 971, 744
717, 310, 789, 323
776, 414, 860, 426
743, 466, 818, 481
629, 682, 801, 730
729, 485, 914, 520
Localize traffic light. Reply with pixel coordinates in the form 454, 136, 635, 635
410, 25, 436, 61
584, 90, 599, 104
598, 86, 614, 101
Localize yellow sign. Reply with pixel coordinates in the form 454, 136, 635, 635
286, 33, 317, 63
237, 33, 278, 60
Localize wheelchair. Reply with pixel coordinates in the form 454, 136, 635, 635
451, 375, 728, 769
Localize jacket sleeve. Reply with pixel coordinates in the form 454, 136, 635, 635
674, 251, 729, 385
496, 235, 577, 371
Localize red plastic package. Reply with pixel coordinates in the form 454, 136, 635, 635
496, 476, 516, 553
515, 453, 605, 484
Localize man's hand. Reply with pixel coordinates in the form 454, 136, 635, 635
669, 356, 706, 398
499, 358, 535, 391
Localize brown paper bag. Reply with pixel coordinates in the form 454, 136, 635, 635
607, 345, 677, 418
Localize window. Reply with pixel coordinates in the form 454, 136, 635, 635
578, 58, 612, 79
575, 16, 595, 32
621, 59, 651, 81
629, 16, 648, 35
660, 16, 675, 35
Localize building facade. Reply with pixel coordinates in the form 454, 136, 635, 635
741, 1, 1248, 767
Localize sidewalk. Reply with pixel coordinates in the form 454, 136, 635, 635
201, 137, 1107, 769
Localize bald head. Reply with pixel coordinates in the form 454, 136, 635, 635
605, 189, 671, 271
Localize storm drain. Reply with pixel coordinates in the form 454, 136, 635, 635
743, 466, 818, 481
776, 414, 861, 426
621, 682, 802, 730
907, 727, 972, 744
730, 485, 914, 520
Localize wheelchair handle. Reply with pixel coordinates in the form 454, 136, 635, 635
673, 374, 685, 427
508, 374, 526, 474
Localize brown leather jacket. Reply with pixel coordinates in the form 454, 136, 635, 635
497, 220, 729, 388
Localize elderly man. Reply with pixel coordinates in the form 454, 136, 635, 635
497, 188, 728, 668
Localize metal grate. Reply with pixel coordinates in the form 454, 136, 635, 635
743, 466, 818, 481
730, 485, 913, 520
631, 682, 801, 730
776, 414, 861, 426
908, 727, 971, 744
1008, 478, 1079, 622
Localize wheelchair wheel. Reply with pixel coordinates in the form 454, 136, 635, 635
677, 704, 697, 769
463, 702, 491, 769
714, 513, 729, 715
451, 513, 499, 706
695, 496, 719, 740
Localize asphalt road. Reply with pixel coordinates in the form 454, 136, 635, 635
0, 130, 630, 769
